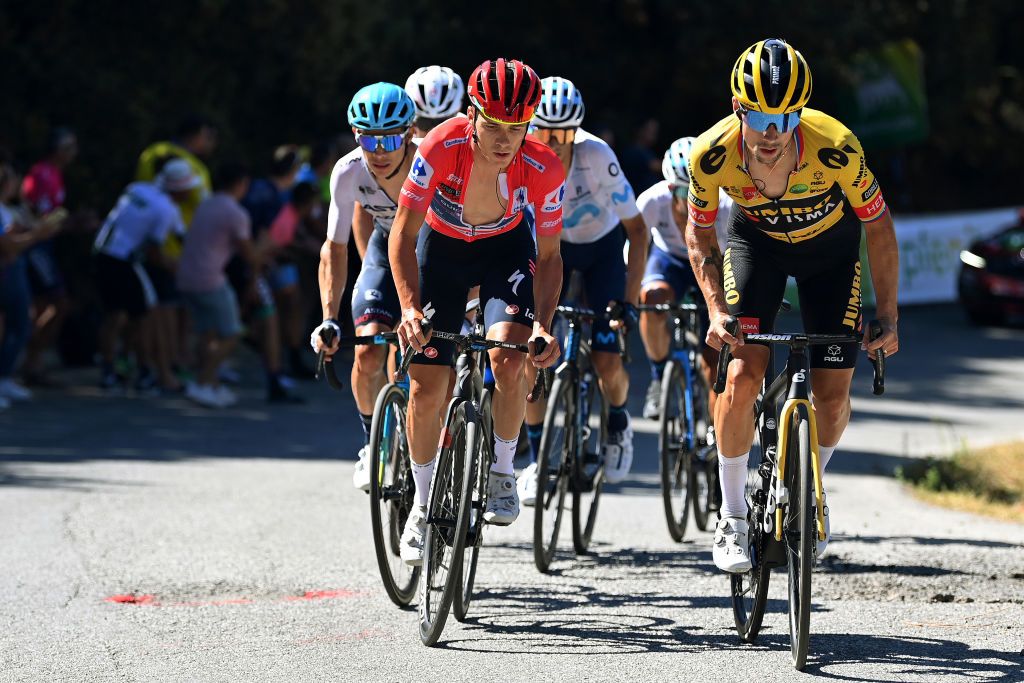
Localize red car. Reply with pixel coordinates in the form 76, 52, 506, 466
958, 211, 1024, 325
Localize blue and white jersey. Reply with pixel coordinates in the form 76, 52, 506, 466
559, 129, 640, 244
638, 180, 732, 258
327, 142, 419, 244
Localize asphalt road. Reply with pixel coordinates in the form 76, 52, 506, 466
2, 304, 1023, 682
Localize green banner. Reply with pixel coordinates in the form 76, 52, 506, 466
836, 39, 929, 149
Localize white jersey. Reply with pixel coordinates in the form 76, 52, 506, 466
327, 144, 418, 244
93, 182, 184, 261
559, 129, 640, 244
638, 180, 732, 258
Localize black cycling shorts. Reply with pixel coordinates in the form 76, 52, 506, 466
351, 226, 400, 329
724, 217, 862, 369
560, 227, 626, 353
415, 215, 537, 366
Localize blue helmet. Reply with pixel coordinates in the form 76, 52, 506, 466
347, 82, 416, 131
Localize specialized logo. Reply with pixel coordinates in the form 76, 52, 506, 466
409, 155, 433, 188
508, 269, 526, 296
364, 288, 382, 301
424, 346, 438, 359
438, 182, 461, 199
422, 301, 436, 320
505, 304, 520, 315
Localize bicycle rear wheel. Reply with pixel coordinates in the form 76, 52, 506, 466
572, 370, 606, 554
786, 406, 814, 669
533, 376, 572, 573
368, 384, 420, 607
689, 356, 715, 531
659, 360, 692, 542
418, 402, 470, 646
455, 394, 490, 621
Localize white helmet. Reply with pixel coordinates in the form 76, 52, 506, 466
534, 76, 585, 129
404, 66, 465, 120
662, 137, 697, 187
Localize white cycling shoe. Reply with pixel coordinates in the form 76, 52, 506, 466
400, 504, 427, 566
517, 462, 539, 507
713, 516, 753, 573
483, 472, 519, 526
352, 446, 371, 492
602, 422, 634, 484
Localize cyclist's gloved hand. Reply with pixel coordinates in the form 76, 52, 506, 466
310, 318, 342, 354
607, 300, 639, 332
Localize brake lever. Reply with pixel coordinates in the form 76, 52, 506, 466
868, 320, 885, 396
713, 317, 740, 394
527, 337, 549, 403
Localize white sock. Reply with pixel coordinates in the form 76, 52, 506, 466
492, 434, 518, 475
411, 458, 435, 508
718, 451, 750, 519
819, 444, 837, 473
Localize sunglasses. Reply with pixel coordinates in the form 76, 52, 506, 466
530, 127, 576, 145
354, 131, 407, 153
739, 107, 802, 133
671, 184, 688, 199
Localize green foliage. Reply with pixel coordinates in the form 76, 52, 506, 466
1, 0, 1022, 213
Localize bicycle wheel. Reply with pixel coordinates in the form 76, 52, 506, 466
418, 402, 470, 646
368, 384, 420, 607
730, 468, 772, 641
690, 357, 715, 531
572, 370, 606, 554
786, 406, 814, 669
659, 360, 692, 542
455, 393, 490, 621
533, 375, 572, 573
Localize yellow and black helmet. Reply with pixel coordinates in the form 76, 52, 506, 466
731, 39, 812, 114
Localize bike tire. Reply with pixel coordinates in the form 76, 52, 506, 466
533, 376, 572, 573
787, 407, 814, 669
418, 402, 470, 647
572, 370, 606, 554
455, 393, 491, 621
690, 357, 715, 531
659, 360, 692, 542
368, 384, 420, 607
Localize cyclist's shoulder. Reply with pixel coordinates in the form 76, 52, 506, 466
690, 114, 742, 181
637, 180, 671, 209
520, 138, 562, 182
798, 109, 863, 155
418, 117, 472, 156
332, 147, 367, 181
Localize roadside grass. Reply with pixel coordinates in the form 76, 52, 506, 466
896, 441, 1024, 523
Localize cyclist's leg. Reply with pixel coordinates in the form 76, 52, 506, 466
639, 245, 678, 371
350, 228, 400, 448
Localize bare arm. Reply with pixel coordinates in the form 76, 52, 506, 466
531, 233, 563, 367
351, 201, 373, 260
388, 204, 429, 352
620, 213, 648, 305
685, 219, 737, 350
318, 239, 348, 320
863, 210, 900, 357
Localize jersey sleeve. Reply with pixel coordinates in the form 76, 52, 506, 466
398, 132, 443, 214
326, 158, 358, 244
592, 142, 640, 221
686, 136, 724, 230
836, 131, 888, 222
636, 186, 661, 236
531, 153, 565, 238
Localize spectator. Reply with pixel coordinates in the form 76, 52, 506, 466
0, 160, 65, 407
92, 159, 197, 394
242, 145, 303, 236
620, 118, 662, 193
20, 126, 77, 386
268, 181, 320, 378
296, 138, 341, 204
136, 114, 216, 230
176, 163, 257, 408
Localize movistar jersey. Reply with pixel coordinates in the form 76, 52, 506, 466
559, 128, 640, 244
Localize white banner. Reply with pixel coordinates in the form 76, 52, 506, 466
892, 207, 1019, 304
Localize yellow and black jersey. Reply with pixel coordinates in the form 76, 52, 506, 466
686, 108, 888, 245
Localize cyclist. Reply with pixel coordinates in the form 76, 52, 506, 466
404, 65, 466, 136
309, 82, 418, 492
685, 39, 899, 572
518, 76, 647, 505
637, 137, 733, 420
388, 58, 564, 565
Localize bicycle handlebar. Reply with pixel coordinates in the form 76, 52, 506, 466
869, 320, 885, 396
527, 338, 550, 403
713, 318, 740, 394
315, 326, 345, 391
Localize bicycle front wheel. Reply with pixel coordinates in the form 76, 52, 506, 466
572, 371, 606, 554
368, 383, 419, 607
659, 360, 692, 542
786, 406, 814, 669
455, 393, 490, 621
533, 375, 572, 573
419, 402, 470, 647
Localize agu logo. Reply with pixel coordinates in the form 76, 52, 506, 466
824, 344, 845, 363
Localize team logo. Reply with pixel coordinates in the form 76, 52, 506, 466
828, 345, 842, 356
409, 154, 433, 188
789, 183, 808, 194
424, 346, 438, 359
511, 187, 529, 215
766, 418, 776, 430
738, 317, 760, 334
813, 171, 824, 181
364, 289, 382, 301
505, 304, 520, 315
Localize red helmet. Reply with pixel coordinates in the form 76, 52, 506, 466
467, 58, 541, 125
